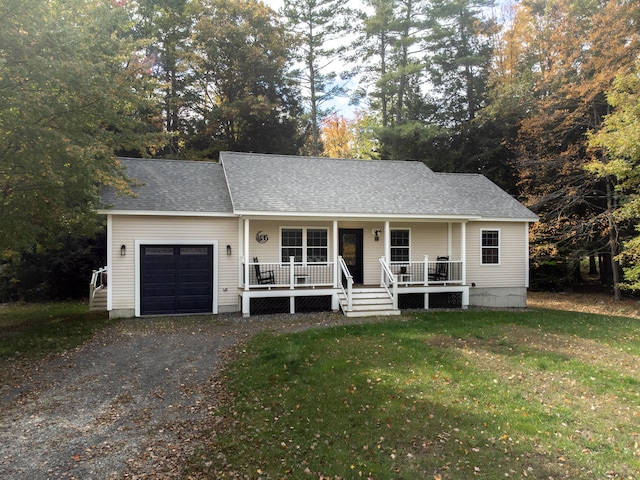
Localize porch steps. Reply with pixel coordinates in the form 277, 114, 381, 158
338, 288, 401, 317
90, 288, 108, 311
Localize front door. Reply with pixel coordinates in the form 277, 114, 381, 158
339, 229, 364, 284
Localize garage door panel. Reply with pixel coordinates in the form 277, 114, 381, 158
143, 284, 177, 296
177, 285, 210, 296
142, 298, 177, 315
178, 276, 210, 286
177, 300, 211, 313
146, 272, 177, 284
143, 257, 175, 267
141, 245, 213, 315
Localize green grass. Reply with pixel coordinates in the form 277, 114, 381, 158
192, 309, 640, 479
0, 301, 117, 360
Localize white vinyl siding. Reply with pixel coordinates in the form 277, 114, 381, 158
466, 222, 528, 288
109, 215, 239, 313
390, 222, 453, 261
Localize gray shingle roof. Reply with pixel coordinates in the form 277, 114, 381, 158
99, 153, 537, 221
100, 158, 233, 213
433, 172, 538, 220
220, 152, 538, 220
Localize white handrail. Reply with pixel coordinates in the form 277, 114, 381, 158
90, 266, 108, 294
378, 257, 398, 309
338, 256, 353, 311
89, 266, 108, 310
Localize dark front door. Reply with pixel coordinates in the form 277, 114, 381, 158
339, 229, 364, 284
140, 245, 213, 315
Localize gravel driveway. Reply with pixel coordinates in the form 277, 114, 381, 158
0, 312, 372, 479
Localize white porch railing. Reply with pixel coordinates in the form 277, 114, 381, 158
89, 266, 108, 310
242, 256, 463, 290
379, 257, 398, 309
338, 256, 353, 312
390, 256, 463, 285
244, 257, 335, 289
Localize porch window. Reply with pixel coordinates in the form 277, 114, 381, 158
481, 229, 500, 264
307, 228, 328, 263
282, 229, 303, 262
391, 229, 410, 262
281, 228, 328, 263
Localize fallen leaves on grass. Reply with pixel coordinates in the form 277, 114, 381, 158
528, 291, 640, 319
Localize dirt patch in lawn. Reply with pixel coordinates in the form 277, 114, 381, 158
528, 290, 640, 319
426, 324, 638, 378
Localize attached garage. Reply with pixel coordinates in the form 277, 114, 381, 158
140, 244, 213, 315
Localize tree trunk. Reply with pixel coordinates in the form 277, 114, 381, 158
588, 255, 598, 275
609, 236, 622, 301
599, 253, 612, 285
573, 261, 583, 284
606, 180, 622, 301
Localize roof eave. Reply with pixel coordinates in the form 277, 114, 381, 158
469, 216, 539, 223
97, 209, 236, 217
234, 210, 482, 221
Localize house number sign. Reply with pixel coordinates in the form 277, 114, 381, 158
255, 231, 269, 243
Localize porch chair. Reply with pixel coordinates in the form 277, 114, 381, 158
429, 256, 449, 282
253, 257, 275, 285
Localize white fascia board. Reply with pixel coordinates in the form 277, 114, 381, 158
469, 216, 539, 223
235, 210, 481, 222
96, 209, 236, 217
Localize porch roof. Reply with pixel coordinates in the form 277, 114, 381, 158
221, 152, 538, 221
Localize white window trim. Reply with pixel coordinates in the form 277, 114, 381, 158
280, 226, 329, 265
390, 228, 411, 264
480, 228, 501, 266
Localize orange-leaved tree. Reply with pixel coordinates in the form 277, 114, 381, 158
492, 0, 640, 296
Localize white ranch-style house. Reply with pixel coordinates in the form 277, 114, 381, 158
94, 152, 538, 318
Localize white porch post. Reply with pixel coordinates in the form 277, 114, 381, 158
381, 221, 391, 288
289, 256, 295, 289
106, 214, 113, 312
244, 218, 250, 291
525, 222, 530, 288
384, 221, 390, 264
461, 222, 467, 285
448, 222, 453, 258
333, 220, 339, 287
424, 255, 429, 286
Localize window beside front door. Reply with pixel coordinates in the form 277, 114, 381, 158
481, 229, 500, 265
281, 228, 328, 263
391, 229, 410, 262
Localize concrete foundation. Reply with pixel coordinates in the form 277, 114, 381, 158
469, 287, 527, 308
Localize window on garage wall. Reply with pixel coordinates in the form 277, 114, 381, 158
481, 229, 500, 265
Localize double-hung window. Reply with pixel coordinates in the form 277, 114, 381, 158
481, 229, 500, 265
281, 228, 328, 263
282, 229, 303, 262
390, 229, 410, 263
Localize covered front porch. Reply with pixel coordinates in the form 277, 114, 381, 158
238, 218, 470, 317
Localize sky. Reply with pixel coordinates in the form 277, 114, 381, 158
262, 0, 361, 118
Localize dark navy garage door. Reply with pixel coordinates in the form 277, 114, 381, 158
140, 245, 213, 315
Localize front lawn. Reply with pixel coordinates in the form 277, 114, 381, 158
0, 301, 116, 360
192, 309, 640, 479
